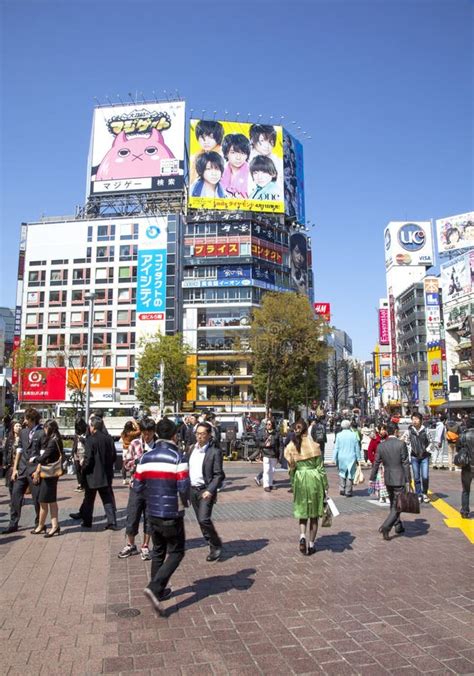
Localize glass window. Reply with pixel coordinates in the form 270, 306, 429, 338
116, 378, 128, 391
95, 268, 107, 280
117, 288, 131, 301
49, 291, 60, 303
27, 291, 39, 304
94, 311, 105, 322
28, 271, 39, 282
117, 310, 129, 322
50, 270, 62, 281
48, 312, 59, 323
119, 266, 130, 279
70, 334, 83, 346
71, 290, 83, 302
26, 313, 37, 324
73, 269, 84, 280
71, 311, 82, 324
116, 355, 128, 368
240, 243, 251, 256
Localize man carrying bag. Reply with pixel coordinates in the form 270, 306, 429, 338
370, 421, 412, 541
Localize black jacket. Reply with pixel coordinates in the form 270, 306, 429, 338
370, 436, 411, 487
38, 435, 62, 465
262, 430, 279, 458
18, 425, 44, 477
83, 430, 117, 489
187, 441, 225, 496
408, 425, 431, 460
459, 429, 474, 467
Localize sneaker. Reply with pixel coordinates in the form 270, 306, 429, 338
118, 543, 138, 559
254, 476, 261, 487
422, 494, 430, 503
140, 545, 151, 561
143, 587, 164, 615
74, 486, 84, 492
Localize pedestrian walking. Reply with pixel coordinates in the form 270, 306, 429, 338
333, 419, 361, 497
118, 417, 157, 560
133, 417, 190, 614
78, 416, 117, 529
369, 422, 411, 540
187, 421, 225, 561
1, 408, 43, 534
2, 421, 22, 498
120, 419, 140, 485
71, 418, 87, 492
31, 420, 63, 537
457, 415, 473, 519
432, 413, 446, 469
260, 419, 279, 492
309, 416, 327, 463
284, 419, 328, 555
446, 418, 461, 471
407, 412, 431, 503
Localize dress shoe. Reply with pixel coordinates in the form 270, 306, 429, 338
1, 526, 18, 535
158, 587, 172, 601
395, 525, 405, 534
378, 527, 390, 541
44, 527, 61, 538
31, 526, 47, 534
307, 545, 316, 556
206, 547, 222, 562
104, 524, 119, 531
69, 512, 82, 520
80, 522, 92, 528
299, 537, 307, 555
264, 487, 271, 493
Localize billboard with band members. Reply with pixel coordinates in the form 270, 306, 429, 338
283, 130, 305, 224
436, 211, 474, 255
87, 102, 185, 197
188, 119, 284, 213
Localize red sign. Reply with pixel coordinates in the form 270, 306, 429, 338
251, 241, 283, 264
138, 312, 165, 321
20, 368, 67, 402
378, 308, 389, 345
313, 302, 331, 322
194, 242, 240, 258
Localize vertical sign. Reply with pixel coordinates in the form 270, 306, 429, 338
12, 224, 28, 385
388, 289, 397, 376
135, 218, 168, 344
378, 308, 389, 345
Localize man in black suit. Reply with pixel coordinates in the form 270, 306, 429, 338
80, 416, 117, 529
370, 421, 411, 540
187, 421, 225, 561
2, 408, 43, 534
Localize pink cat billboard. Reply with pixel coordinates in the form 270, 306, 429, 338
87, 102, 185, 197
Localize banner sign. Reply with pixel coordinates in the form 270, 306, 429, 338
20, 368, 67, 402
436, 211, 474, 254
378, 308, 389, 344
314, 303, 331, 322
217, 265, 252, 282
251, 241, 283, 264
427, 345, 446, 406
440, 251, 473, 303
283, 130, 305, 224
88, 102, 185, 197
188, 118, 284, 213
194, 242, 240, 258
136, 218, 168, 339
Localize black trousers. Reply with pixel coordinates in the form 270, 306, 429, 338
9, 474, 40, 529
81, 485, 116, 527
147, 515, 185, 596
381, 485, 404, 533
191, 486, 222, 548
461, 466, 472, 516
125, 488, 149, 536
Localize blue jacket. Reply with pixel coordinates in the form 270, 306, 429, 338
333, 429, 361, 479
133, 439, 190, 519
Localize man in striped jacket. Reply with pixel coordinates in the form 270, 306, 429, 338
134, 417, 190, 614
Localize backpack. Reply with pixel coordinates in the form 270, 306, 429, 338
311, 422, 326, 444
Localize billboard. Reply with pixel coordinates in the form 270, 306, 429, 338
427, 345, 446, 406
188, 119, 284, 213
384, 221, 434, 269
378, 308, 390, 345
136, 218, 169, 341
436, 211, 474, 254
67, 368, 114, 400
440, 251, 473, 303
283, 130, 305, 224
290, 232, 309, 294
424, 277, 442, 344
88, 102, 185, 196
314, 303, 331, 322
20, 368, 67, 402
194, 242, 240, 258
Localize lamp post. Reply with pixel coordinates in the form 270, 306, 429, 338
84, 291, 96, 424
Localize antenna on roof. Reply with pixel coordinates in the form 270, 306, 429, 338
94, 96, 102, 107
105, 95, 113, 106
128, 92, 135, 104
117, 94, 125, 105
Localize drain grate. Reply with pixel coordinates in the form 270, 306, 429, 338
117, 608, 141, 618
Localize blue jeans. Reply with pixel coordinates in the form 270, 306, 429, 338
411, 456, 429, 496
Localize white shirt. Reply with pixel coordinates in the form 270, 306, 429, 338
189, 443, 207, 487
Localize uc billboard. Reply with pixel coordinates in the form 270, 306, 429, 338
384, 221, 434, 269
87, 102, 185, 197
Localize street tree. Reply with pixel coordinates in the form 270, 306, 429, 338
135, 333, 193, 411
249, 292, 330, 415
52, 348, 107, 418
327, 355, 355, 411
8, 338, 37, 406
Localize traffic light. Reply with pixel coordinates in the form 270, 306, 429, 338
449, 375, 460, 393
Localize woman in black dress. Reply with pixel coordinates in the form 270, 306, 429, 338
32, 420, 63, 537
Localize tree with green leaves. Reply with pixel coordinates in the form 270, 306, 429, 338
135, 333, 193, 411
249, 292, 330, 416
8, 338, 37, 406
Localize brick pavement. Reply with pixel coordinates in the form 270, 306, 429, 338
0, 463, 473, 675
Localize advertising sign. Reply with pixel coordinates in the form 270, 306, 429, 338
217, 265, 251, 282
423, 277, 442, 343
440, 251, 473, 303
194, 242, 240, 258
251, 241, 283, 264
283, 130, 305, 224
388, 290, 397, 375
254, 266, 276, 286
427, 345, 446, 406
445, 301, 473, 330
136, 218, 168, 340
378, 308, 389, 345
290, 232, 308, 294
314, 303, 331, 322
20, 368, 67, 402
188, 119, 284, 213
88, 102, 185, 197
384, 221, 433, 269
67, 367, 114, 393
436, 211, 474, 254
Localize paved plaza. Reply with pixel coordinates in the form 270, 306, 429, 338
0, 462, 473, 676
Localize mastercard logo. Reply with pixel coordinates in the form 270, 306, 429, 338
396, 253, 412, 265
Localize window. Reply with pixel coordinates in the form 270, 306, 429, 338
117, 309, 130, 324
95, 268, 107, 281
50, 269, 67, 284
94, 310, 106, 325
119, 222, 139, 240
26, 313, 37, 326
116, 378, 129, 392
70, 333, 85, 347
27, 291, 41, 306
71, 290, 84, 304
117, 331, 135, 347
116, 355, 129, 369
29, 271, 40, 282
49, 291, 61, 304
48, 312, 60, 326
119, 244, 137, 261
70, 311, 84, 325
97, 224, 115, 241
47, 334, 64, 349
118, 288, 131, 303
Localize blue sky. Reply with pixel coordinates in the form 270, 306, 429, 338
1, 0, 472, 359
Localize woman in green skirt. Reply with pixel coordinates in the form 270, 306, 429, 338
284, 419, 328, 556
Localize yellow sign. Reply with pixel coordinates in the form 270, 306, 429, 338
427, 346, 446, 407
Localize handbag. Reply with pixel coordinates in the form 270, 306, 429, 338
454, 447, 470, 467
39, 439, 64, 479
321, 504, 332, 527
396, 490, 420, 514
354, 463, 364, 485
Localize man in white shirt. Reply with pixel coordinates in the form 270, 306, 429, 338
188, 422, 225, 561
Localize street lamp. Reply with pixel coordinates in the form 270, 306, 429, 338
84, 291, 96, 424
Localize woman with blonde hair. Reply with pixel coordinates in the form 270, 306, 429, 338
284, 419, 328, 556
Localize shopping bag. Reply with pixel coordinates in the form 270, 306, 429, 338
321, 505, 332, 527
326, 497, 340, 517
354, 463, 364, 485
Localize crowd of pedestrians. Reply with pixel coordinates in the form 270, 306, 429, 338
0, 405, 473, 614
